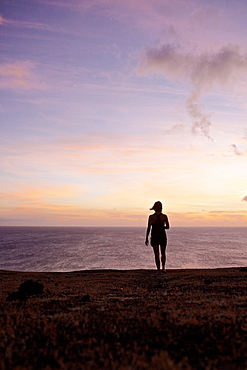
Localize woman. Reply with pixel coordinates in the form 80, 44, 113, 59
145, 201, 170, 271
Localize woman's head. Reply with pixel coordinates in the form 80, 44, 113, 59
150, 201, 162, 213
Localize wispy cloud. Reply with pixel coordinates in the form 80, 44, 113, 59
0, 185, 78, 208
231, 144, 244, 156
139, 43, 247, 139
0, 62, 44, 90
0, 15, 8, 25
37, 0, 187, 37
0, 13, 59, 32
0, 132, 182, 181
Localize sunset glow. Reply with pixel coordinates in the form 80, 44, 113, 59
1, 0, 247, 226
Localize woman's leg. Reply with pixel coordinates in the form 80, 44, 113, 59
160, 245, 166, 271
152, 245, 160, 270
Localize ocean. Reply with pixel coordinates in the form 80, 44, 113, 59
0, 226, 246, 272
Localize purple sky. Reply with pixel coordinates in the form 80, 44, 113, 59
1, 0, 247, 226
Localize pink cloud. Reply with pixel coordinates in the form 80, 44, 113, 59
0, 15, 8, 25
0, 62, 44, 90
0, 13, 59, 32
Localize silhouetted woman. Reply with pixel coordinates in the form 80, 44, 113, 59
145, 201, 170, 271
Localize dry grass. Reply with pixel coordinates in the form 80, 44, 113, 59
0, 268, 247, 369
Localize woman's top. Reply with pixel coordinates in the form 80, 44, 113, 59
151, 214, 166, 238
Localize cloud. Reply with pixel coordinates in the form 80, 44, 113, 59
186, 95, 212, 140
139, 43, 247, 139
231, 144, 244, 156
0, 62, 44, 90
0, 15, 8, 25
0, 13, 58, 32
39, 0, 167, 27
1, 185, 77, 199
0, 185, 78, 211
242, 196, 247, 202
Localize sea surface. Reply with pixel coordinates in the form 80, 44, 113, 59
0, 227, 246, 272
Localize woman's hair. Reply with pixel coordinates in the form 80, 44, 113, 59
150, 201, 162, 213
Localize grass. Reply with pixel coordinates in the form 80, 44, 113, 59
0, 268, 247, 369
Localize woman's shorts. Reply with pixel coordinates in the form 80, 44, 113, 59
151, 235, 167, 247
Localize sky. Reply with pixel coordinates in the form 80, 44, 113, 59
1, 0, 247, 227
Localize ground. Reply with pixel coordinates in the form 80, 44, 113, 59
0, 268, 247, 369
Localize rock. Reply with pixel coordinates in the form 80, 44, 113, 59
6, 291, 27, 302
6, 280, 44, 301
18, 280, 44, 296
81, 294, 91, 302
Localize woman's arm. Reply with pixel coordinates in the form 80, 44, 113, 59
164, 214, 170, 229
145, 217, 151, 245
